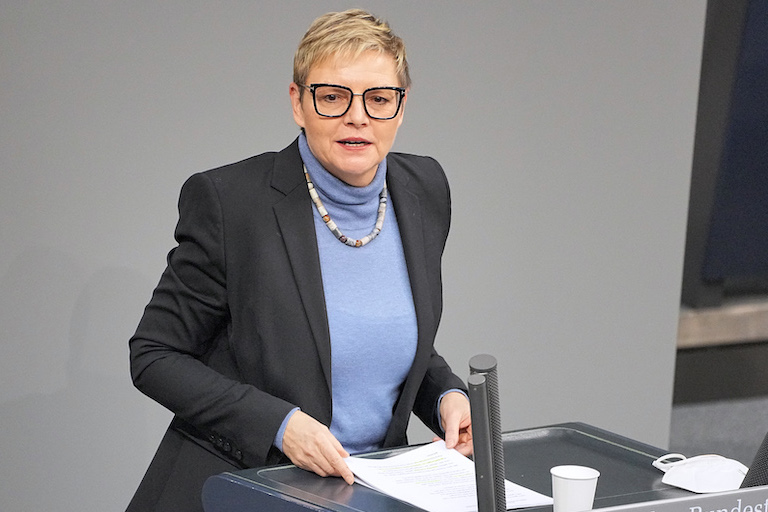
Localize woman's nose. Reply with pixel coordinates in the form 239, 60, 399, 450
344, 94, 369, 125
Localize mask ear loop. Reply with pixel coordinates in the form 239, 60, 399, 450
652, 453, 687, 472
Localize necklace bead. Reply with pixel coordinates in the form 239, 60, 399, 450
303, 166, 387, 248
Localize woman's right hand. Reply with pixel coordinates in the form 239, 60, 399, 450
281, 410, 355, 485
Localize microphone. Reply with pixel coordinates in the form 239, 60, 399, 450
468, 354, 506, 512
742, 430, 768, 487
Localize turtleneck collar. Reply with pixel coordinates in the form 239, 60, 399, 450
298, 132, 387, 207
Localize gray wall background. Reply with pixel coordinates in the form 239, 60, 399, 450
1, 2, 705, 510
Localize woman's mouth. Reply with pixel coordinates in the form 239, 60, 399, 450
338, 139, 371, 147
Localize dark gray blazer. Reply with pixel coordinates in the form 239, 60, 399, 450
127, 138, 465, 511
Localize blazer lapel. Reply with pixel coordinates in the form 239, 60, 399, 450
388, 160, 436, 343
386, 158, 437, 432
271, 141, 333, 395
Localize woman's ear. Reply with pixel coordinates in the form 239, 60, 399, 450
289, 82, 306, 129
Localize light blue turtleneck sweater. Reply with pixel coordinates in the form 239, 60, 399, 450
291, 134, 418, 454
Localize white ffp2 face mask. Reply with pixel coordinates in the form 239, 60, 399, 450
652, 453, 748, 493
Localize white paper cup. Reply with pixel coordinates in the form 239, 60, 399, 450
550, 465, 600, 512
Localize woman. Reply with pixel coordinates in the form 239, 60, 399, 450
128, 9, 471, 511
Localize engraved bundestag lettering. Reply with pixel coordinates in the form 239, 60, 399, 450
687, 498, 768, 512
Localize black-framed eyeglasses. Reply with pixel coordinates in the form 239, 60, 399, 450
300, 83, 406, 120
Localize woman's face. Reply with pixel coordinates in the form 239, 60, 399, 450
290, 51, 406, 187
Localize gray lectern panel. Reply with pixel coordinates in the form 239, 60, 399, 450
202, 423, 691, 512
501, 424, 685, 508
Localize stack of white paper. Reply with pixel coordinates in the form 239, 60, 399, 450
345, 440, 553, 512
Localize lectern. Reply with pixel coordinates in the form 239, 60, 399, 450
202, 423, 690, 512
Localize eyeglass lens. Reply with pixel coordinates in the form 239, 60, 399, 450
313, 86, 401, 119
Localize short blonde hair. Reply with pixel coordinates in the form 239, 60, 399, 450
293, 9, 411, 90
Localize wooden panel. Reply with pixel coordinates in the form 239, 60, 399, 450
678, 298, 768, 348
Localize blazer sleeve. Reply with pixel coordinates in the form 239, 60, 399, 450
129, 172, 295, 468
412, 349, 468, 433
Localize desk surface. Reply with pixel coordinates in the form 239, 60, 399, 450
203, 422, 691, 512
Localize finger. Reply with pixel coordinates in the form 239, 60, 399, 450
334, 439, 350, 460
319, 439, 355, 484
334, 457, 355, 485
443, 415, 460, 449
304, 452, 337, 478
459, 421, 475, 455
454, 441, 474, 457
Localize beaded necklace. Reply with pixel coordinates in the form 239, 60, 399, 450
303, 165, 387, 248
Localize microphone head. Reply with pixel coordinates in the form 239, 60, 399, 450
469, 354, 497, 374
468, 374, 487, 387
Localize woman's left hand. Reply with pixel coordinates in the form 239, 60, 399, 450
436, 391, 473, 456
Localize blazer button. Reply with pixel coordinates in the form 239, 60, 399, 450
223, 441, 232, 453
234, 450, 243, 461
